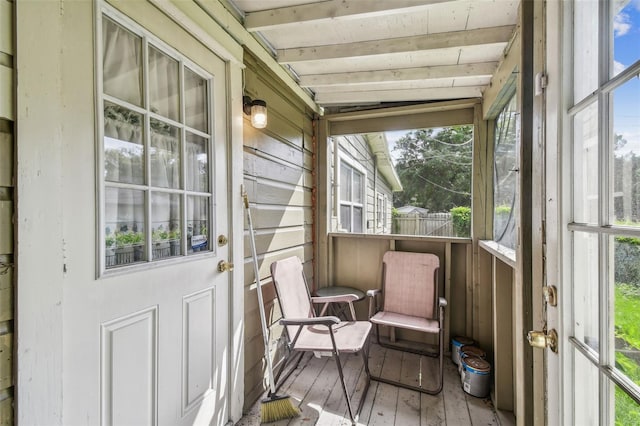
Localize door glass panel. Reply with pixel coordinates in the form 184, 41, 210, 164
186, 133, 209, 193
185, 68, 208, 132
615, 382, 640, 425
104, 187, 145, 268
104, 103, 144, 185
150, 119, 180, 189
574, 349, 600, 426
573, 102, 599, 224
574, 0, 599, 102
148, 46, 179, 121
574, 231, 600, 351
612, 77, 640, 225
102, 17, 142, 106
613, 234, 640, 389
612, 0, 640, 77
152, 192, 181, 260
187, 195, 209, 253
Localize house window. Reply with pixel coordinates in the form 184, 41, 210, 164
567, 0, 640, 422
339, 159, 365, 233
493, 94, 518, 249
101, 14, 213, 269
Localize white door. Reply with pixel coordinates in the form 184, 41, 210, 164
61, 3, 232, 425
546, 1, 640, 425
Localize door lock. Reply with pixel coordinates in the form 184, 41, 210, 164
217, 235, 228, 246
217, 260, 234, 272
527, 329, 558, 353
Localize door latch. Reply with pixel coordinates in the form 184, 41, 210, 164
217, 260, 234, 272
527, 329, 558, 353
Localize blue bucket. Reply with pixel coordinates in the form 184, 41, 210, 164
451, 336, 474, 365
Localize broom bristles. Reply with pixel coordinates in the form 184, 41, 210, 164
260, 394, 299, 423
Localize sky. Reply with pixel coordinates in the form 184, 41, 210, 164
613, 0, 640, 155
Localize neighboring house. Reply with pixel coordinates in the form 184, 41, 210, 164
330, 133, 402, 234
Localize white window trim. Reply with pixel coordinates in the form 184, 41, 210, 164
337, 151, 367, 233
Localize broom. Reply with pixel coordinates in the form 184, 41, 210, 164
242, 186, 299, 423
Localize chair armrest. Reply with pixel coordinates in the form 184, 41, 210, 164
311, 294, 358, 304
367, 289, 381, 298
280, 316, 341, 327
439, 297, 447, 307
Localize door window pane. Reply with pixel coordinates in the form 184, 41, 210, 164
102, 18, 142, 106
615, 382, 640, 425
148, 46, 179, 121
185, 68, 208, 132
612, 0, 640, 77
104, 187, 145, 267
152, 192, 181, 259
150, 119, 180, 189
612, 76, 640, 225
574, 231, 600, 351
573, 102, 599, 224
574, 349, 600, 426
186, 133, 209, 192
104, 103, 144, 185
101, 13, 214, 269
574, 0, 599, 102
187, 196, 209, 254
614, 235, 640, 389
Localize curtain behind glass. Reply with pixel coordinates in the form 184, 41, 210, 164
103, 18, 142, 106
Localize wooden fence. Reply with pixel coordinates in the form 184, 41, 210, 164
393, 212, 454, 236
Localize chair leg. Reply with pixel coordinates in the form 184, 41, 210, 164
272, 350, 306, 395
369, 328, 444, 395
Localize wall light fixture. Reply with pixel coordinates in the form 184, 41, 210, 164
243, 96, 268, 129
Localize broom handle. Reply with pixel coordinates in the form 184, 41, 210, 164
242, 187, 278, 395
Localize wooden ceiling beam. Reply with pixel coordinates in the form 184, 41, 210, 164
315, 86, 484, 105
244, 0, 452, 32
277, 25, 515, 63
299, 62, 498, 87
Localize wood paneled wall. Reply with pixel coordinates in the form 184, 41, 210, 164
242, 51, 316, 408
0, 0, 13, 422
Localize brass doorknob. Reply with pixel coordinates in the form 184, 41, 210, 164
527, 329, 558, 353
217, 260, 234, 272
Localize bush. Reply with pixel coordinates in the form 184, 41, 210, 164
614, 237, 640, 287
451, 206, 471, 237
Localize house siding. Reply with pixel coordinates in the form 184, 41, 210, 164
241, 51, 316, 408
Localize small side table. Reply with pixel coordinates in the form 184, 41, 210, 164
314, 286, 366, 320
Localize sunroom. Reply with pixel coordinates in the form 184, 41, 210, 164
3, 0, 640, 425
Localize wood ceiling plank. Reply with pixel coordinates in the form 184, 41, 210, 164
299, 62, 498, 87
315, 86, 483, 105
277, 25, 515, 63
244, 0, 452, 31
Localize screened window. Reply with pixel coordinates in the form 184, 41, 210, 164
568, 0, 640, 422
339, 160, 364, 233
101, 15, 213, 269
493, 95, 518, 249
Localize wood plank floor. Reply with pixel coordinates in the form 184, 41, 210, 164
236, 344, 505, 426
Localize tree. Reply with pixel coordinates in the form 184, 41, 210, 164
392, 126, 473, 212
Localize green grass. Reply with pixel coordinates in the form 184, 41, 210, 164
614, 283, 640, 425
